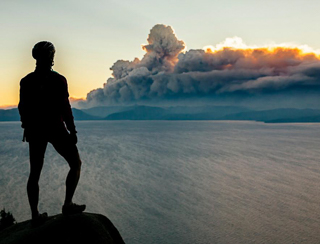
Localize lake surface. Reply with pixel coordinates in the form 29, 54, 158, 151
1, 121, 320, 243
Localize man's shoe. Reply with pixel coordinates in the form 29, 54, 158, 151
31, 212, 48, 227
62, 203, 86, 215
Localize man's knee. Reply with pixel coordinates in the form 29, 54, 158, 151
69, 157, 82, 171
29, 155, 44, 165
76, 158, 82, 170
28, 172, 41, 185
29, 156, 44, 178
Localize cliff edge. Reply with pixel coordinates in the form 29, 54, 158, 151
0, 213, 125, 244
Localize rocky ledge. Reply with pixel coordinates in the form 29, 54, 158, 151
0, 212, 125, 244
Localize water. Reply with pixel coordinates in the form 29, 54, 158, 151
1, 121, 320, 243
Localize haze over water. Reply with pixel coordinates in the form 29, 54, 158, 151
1, 121, 320, 243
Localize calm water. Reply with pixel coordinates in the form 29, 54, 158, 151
1, 121, 320, 244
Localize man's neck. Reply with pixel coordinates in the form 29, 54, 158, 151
35, 63, 52, 72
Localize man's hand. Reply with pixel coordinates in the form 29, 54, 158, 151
69, 132, 78, 144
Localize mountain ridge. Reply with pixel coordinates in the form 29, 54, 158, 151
1, 106, 320, 123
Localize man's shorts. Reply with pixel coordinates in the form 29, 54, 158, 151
27, 128, 81, 168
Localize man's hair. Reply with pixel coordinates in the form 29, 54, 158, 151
32, 41, 55, 62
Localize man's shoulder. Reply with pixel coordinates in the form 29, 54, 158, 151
20, 70, 67, 86
20, 72, 36, 85
50, 70, 67, 82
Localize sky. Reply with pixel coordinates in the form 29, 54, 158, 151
1, 0, 320, 108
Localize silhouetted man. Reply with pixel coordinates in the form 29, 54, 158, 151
18, 41, 85, 225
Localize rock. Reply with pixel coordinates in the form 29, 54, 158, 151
0, 213, 125, 244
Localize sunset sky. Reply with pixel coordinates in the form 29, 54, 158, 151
1, 0, 320, 107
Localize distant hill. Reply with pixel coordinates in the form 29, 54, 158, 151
1, 106, 320, 123
104, 106, 320, 122
105, 106, 167, 120
222, 108, 320, 122
0, 108, 20, 121
266, 115, 320, 123
71, 108, 101, 120
82, 106, 129, 118
163, 105, 252, 120
103, 105, 252, 120
0, 108, 98, 121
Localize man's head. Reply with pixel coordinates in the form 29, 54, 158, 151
32, 41, 55, 67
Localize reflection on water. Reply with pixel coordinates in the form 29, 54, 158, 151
1, 121, 320, 244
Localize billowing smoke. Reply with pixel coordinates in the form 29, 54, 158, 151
82, 24, 320, 108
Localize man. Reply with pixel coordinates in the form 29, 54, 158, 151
18, 41, 86, 225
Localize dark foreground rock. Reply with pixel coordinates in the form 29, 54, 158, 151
0, 213, 125, 244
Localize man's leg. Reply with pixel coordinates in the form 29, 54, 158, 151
27, 140, 47, 219
64, 149, 82, 205
51, 132, 85, 213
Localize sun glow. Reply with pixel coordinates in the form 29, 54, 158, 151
203, 37, 320, 57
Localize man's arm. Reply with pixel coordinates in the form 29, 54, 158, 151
18, 79, 28, 129
61, 77, 77, 134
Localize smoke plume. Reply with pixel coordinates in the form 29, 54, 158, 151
82, 24, 320, 108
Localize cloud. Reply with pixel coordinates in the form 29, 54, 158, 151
81, 24, 320, 108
